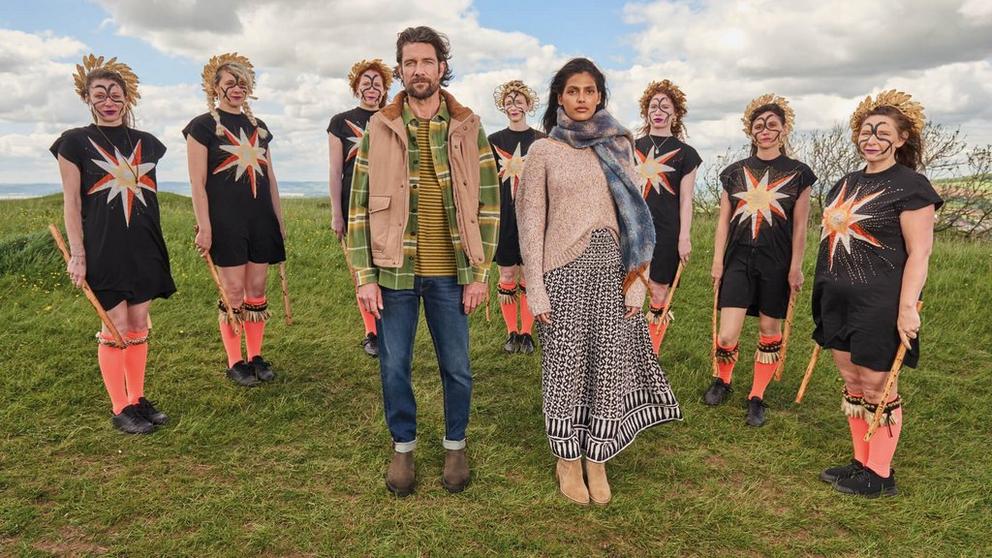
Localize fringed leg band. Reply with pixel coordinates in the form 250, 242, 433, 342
715, 344, 739, 364
218, 299, 244, 325
863, 396, 903, 427
755, 336, 783, 364
95, 332, 126, 349
646, 304, 673, 326
497, 283, 519, 306
242, 299, 271, 323
841, 387, 867, 419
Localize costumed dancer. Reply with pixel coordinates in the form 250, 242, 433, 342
51, 54, 175, 433
705, 94, 816, 426
488, 80, 545, 355
328, 58, 393, 358
184, 53, 286, 387
812, 90, 941, 497
633, 80, 702, 354
517, 58, 682, 506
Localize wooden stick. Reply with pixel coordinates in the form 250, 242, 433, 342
774, 292, 798, 381
279, 262, 292, 325
794, 344, 821, 404
655, 261, 685, 349
197, 226, 239, 335
864, 301, 923, 442
711, 282, 720, 378
49, 224, 126, 347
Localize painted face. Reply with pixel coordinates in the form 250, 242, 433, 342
87, 78, 127, 123
750, 110, 785, 149
558, 72, 600, 122
400, 42, 444, 100
358, 69, 385, 107
647, 93, 674, 130
501, 91, 532, 123
217, 70, 248, 108
857, 114, 906, 164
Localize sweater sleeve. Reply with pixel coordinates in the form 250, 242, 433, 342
515, 140, 551, 316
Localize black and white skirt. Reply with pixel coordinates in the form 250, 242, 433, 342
538, 229, 682, 463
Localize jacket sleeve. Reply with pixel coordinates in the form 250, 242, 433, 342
472, 125, 500, 283
515, 140, 551, 316
346, 129, 378, 286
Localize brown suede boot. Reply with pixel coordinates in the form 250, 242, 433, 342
555, 458, 589, 505
442, 449, 470, 493
385, 451, 415, 497
584, 459, 612, 505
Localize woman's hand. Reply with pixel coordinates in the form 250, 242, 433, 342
536, 312, 552, 325
897, 304, 921, 350
624, 305, 640, 319
331, 212, 345, 241
68, 254, 86, 288
678, 235, 691, 263
711, 260, 723, 286
195, 227, 212, 258
788, 266, 804, 293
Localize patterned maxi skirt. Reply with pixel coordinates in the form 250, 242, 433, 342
538, 229, 683, 463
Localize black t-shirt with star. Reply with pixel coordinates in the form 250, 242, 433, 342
50, 124, 175, 309
488, 127, 545, 250
720, 154, 817, 265
182, 111, 276, 231
812, 163, 942, 368
634, 135, 702, 244
327, 106, 376, 217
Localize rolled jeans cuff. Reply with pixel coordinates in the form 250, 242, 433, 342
442, 437, 466, 451
394, 439, 417, 453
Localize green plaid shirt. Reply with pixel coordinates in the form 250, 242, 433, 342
347, 99, 500, 289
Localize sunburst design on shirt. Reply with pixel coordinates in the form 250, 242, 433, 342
213, 125, 268, 198
494, 142, 526, 197
820, 178, 885, 270
87, 137, 157, 227
731, 167, 795, 239
635, 146, 681, 197
344, 119, 365, 162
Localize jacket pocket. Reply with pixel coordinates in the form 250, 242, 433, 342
368, 195, 392, 253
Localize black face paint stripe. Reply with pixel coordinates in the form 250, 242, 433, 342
753, 115, 782, 142
359, 76, 383, 101
90, 84, 125, 107
858, 122, 894, 156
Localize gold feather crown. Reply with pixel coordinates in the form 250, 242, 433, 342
493, 79, 539, 111
742, 93, 794, 136
347, 59, 393, 94
73, 54, 140, 106
849, 89, 926, 143
638, 80, 687, 119
202, 52, 256, 98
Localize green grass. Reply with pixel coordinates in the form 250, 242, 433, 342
1, 194, 990, 557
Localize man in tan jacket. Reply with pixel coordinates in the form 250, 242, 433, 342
346, 26, 500, 497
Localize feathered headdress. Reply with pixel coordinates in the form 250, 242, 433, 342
493, 80, 539, 112
202, 52, 256, 99
73, 54, 140, 107
742, 93, 794, 137
849, 90, 926, 143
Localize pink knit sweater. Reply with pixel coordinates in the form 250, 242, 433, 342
515, 137, 647, 316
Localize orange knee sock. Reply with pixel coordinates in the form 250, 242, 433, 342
648, 306, 669, 355
866, 401, 902, 478
356, 293, 377, 335
498, 282, 519, 334
715, 342, 738, 384
243, 296, 268, 360
519, 283, 534, 335
749, 334, 783, 399
219, 318, 243, 368
97, 334, 129, 414
847, 415, 869, 464
124, 330, 149, 405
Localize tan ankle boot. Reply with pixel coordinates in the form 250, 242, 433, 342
584, 460, 611, 505
442, 449, 470, 493
555, 458, 589, 505
385, 451, 415, 497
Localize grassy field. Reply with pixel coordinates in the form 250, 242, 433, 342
1, 193, 991, 557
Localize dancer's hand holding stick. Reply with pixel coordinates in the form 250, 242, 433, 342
774, 292, 798, 381
864, 301, 923, 442
49, 224, 126, 347
196, 225, 239, 335
794, 344, 821, 404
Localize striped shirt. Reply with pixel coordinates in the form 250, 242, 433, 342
414, 117, 457, 275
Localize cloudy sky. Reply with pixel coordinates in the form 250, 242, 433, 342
1, 0, 991, 188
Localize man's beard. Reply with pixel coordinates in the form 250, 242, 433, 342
405, 77, 439, 100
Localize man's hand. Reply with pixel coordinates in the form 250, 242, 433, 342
462, 281, 487, 315
357, 282, 383, 319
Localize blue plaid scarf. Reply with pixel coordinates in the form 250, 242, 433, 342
550, 107, 655, 275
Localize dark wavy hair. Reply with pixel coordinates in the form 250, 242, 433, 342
864, 106, 924, 171
394, 26, 453, 87
541, 58, 609, 133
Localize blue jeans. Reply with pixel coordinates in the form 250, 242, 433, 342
377, 276, 472, 452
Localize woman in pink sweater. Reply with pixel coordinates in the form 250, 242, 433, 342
516, 58, 683, 506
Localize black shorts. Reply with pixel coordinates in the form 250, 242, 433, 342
495, 213, 523, 267
649, 235, 679, 285
718, 247, 789, 319
210, 216, 286, 267
93, 287, 175, 312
